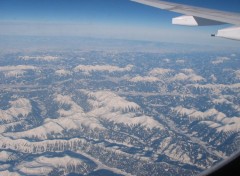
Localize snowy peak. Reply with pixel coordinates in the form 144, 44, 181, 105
18, 155, 91, 175
55, 69, 71, 76
0, 98, 31, 123
19, 55, 59, 61
87, 91, 140, 112
173, 106, 240, 132
87, 91, 164, 130
74, 64, 133, 74
129, 76, 159, 83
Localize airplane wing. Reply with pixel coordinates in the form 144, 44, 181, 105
131, 0, 240, 40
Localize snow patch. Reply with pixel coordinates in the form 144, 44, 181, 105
212, 57, 230, 65
181, 69, 194, 74
87, 91, 140, 112
55, 69, 71, 76
235, 70, 240, 79
0, 151, 17, 162
171, 73, 205, 82
5, 95, 104, 140
0, 65, 36, 78
4, 70, 26, 78
18, 155, 87, 175
0, 171, 20, 176
87, 91, 164, 130
74, 64, 133, 74
0, 98, 32, 123
19, 55, 58, 61
176, 60, 185, 64
129, 76, 159, 83
173, 106, 240, 132
149, 68, 173, 76
173, 106, 225, 121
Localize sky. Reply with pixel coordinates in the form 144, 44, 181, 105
0, 0, 240, 46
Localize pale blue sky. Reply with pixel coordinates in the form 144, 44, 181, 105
0, 0, 240, 46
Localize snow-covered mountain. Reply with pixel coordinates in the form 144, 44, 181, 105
0, 49, 239, 176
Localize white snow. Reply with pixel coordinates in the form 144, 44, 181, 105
181, 69, 194, 74
171, 73, 189, 81
210, 74, 217, 82
0, 171, 20, 176
212, 57, 230, 64
0, 136, 87, 153
0, 65, 36, 78
189, 83, 240, 91
3, 91, 165, 140
55, 69, 71, 76
0, 98, 32, 123
149, 68, 173, 76
74, 64, 133, 74
87, 91, 164, 130
0, 151, 16, 162
19, 55, 58, 61
212, 97, 230, 104
173, 106, 240, 132
76, 150, 133, 176
4, 70, 26, 77
176, 59, 185, 64
6, 95, 105, 140
173, 107, 225, 120
8, 121, 65, 140
164, 144, 191, 165
0, 65, 36, 71
129, 76, 159, 82
235, 70, 240, 79
157, 137, 171, 154
18, 155, 85, 175
171, 73, 205, 82
87, 91, 140, 112
217, 117, 240, 132
163, 58, 170, 63
0, 164, 11, 170
18, 167, 52, 176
